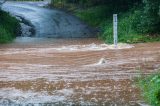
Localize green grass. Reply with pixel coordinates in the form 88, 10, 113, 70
0, 10, 20, 43
75, 6, 160, 44
138, 73, 160, 106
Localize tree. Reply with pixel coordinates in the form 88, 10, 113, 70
142, 0, 160, 34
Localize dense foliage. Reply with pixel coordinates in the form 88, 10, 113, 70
142, 0, 160, 34
0, 10, 20, 43
138, 73, 160, 106
51, 0, 160, 43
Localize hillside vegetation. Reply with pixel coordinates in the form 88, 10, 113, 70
0, 10, 20, 43
51, 0, 160, 43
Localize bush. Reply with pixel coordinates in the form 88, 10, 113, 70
130, 0, 160, 34
0, 26, 13, 43
138, 74, 160, 106
142, 0, 160, 34
0, 10, 20, 43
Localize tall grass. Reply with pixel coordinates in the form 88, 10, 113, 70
0, 10, 20, 43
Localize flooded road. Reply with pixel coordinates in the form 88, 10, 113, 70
0, 1, 160, 106
0, 37, 160, 105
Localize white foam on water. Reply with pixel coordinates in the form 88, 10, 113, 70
95, 58, 107, 65
0, 43, 134, 55
85, 58, 108, 67
54, 43, 134, 52
0, 88, 74, 104
56, 89, 74, 97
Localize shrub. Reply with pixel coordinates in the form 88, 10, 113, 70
0, 26, 12, 43
0, 10, 20, 43
142, 0, 160, 34
138, 74, 160, 106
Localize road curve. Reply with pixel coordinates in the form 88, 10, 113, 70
2, 1, 95, 38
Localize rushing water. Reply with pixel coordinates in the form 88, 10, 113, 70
0, 37, 160, 105
0, 1, 160, 106
2, 1, 95, 38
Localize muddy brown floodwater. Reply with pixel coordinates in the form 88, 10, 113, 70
0, 37, 160, 106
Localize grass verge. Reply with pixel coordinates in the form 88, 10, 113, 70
0, 10, 20, 43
